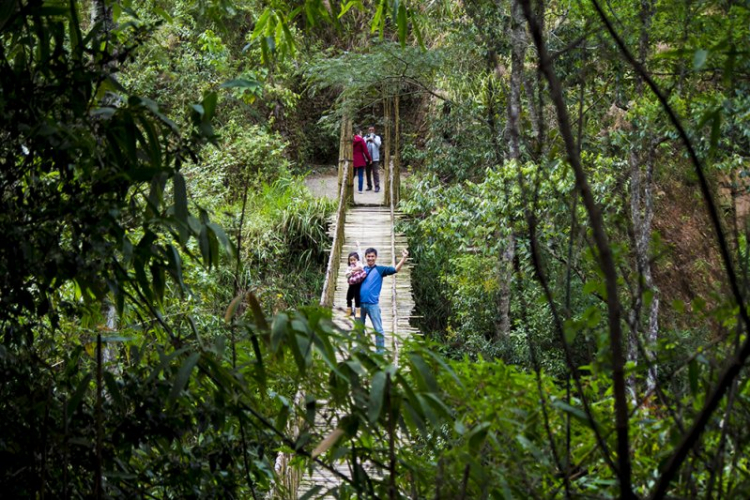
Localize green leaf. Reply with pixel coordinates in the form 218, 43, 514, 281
371, 0, 384, 34
225, 293, 244, 323
208, 228, 219, 268
67, 373, 92, 422
409, 354, 438, 393
247, 292, 269, 332
271, 312, 288, 352
563, 320, 578, 344
173, 172, 189, 239
411, 10, 425, 49
153, 6, 172, 22
199, 225, 210, 267
151, 264, 165, 303
104, 372, 124, 409
422, 349, 464, 390
397, 3, 408, 46
416, 393, 439, 426
552, 400, 594, 429
693, 49, 708, 71
202, 92, 218, 121
168, 352, 200, 406
467, 422, 491, 453
709, 110, 722, 157
147, 347, 188, 385
299, 486, 323, 500
207, 222, 234, 258
368, 371, 387, 424
402, 400, 427, 437
187, 215, 202, 235
167, 245, 186, 292
252, 8, 272, 39
338, 0, 362, 18
220, 78, 261, 91
250, 332, 267, 385
281, 22, 296, 56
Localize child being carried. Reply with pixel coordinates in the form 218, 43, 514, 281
345, 242, 366, 317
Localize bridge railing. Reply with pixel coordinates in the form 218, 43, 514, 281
387, 158, 401, 364
320, 159, 351, 307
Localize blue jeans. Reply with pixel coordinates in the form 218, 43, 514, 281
360, 303, 385, 353
356, 166, 364, 192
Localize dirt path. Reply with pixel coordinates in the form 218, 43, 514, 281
305, 167, 386, 205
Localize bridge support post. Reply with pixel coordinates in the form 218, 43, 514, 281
383, 96, 392, 202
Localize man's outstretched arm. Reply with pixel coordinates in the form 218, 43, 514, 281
395, 249, 409, 273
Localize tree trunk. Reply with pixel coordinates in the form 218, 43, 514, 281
628, 139, 660, 394
495, 0, 526, 340
507, 0, 526, 163
642, 146, 659, 393
627, 0, 659, 396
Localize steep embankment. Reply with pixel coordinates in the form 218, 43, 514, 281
653, 173, 734, 331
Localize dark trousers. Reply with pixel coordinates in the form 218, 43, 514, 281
346, 283, 361, 308
365, 161, 380, 189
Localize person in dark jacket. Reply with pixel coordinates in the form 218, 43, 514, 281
353, 130, 372, 194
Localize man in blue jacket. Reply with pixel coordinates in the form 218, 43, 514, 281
359, 246, 409, 353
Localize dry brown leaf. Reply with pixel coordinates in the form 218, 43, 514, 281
312, 428, 345, 458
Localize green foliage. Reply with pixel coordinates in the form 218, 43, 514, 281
305, 41, 445, 116
5, 0, 750, 497
0, 0, 331, 496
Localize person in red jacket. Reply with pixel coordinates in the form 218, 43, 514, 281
352, 130, 372, 194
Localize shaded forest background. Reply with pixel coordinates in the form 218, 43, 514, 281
2, 0, 750, 498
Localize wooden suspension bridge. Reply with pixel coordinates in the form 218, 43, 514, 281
276, 115, 417, 498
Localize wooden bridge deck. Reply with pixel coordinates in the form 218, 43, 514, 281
331, 206, 416, 348
297, 196, 416, 497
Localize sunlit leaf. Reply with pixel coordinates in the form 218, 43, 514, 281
693, 49, 708, 71
312, 428, 345, 458
368, 371, 387, 424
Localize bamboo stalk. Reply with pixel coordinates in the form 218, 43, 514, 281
383, 96, 392, 202
394, 94, 400, 207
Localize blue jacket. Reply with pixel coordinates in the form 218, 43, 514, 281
360, 265, 397, 304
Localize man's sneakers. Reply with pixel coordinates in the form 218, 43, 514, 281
375, 187, 380, 193
366, 187, 373, 191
